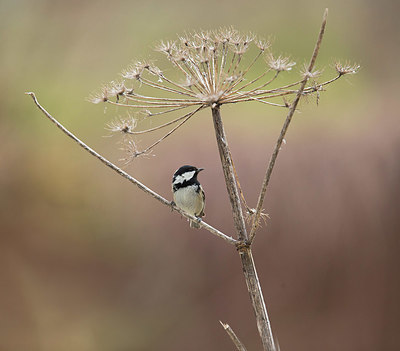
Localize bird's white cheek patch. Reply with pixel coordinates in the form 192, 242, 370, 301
173, 171, 196, 185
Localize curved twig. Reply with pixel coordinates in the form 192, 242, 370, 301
26, 92, 238, 246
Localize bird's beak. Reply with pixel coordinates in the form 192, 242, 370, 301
197, 168, 204, 173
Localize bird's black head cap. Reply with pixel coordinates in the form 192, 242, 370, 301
172, 165, 204, 188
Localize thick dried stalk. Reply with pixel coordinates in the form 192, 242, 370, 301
238, 246, 275, 351
211, 105, 276, 351
26, 92, 238, 246
211, 105, 248, 241
249, 8, 329, 242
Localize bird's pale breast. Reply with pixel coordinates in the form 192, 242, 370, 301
173, 185, 203, 216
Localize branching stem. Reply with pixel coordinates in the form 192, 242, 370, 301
211, 105, 276, 351
26, 10, 341, 351
26, 92, 237, 246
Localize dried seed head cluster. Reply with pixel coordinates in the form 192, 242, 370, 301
334, 61, 360, 76
88, 27, 358, 162
106, 115, 137, 134
267, 54, 296, 72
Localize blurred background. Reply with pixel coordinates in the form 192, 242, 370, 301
1, 0, 399, 350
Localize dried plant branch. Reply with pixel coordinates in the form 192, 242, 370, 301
220, 321, 247, 351
88, 24, 357, 166
145, 105, 189, 116
230, 70, 278, 98
131, 105, 204, 159
223, 74, 340, 104
228, 93, 288, 108
211, 105, 248, 241
106, 100, 198, 109
109, 108, 200, 136
239, 246, 275, 351
211, 105, 276, 351
26, 92, 237, 246
249, 8, 329, 242
139, 76, 197, 97
123, 94, 200, 104
28, 12, 359, 351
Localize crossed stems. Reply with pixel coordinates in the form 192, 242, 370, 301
26, 92, 238, 246
99, 9, 335, 246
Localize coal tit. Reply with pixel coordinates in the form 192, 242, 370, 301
172, 165, 205, 229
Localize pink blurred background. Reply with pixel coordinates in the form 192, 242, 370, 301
1, 0, 399, 350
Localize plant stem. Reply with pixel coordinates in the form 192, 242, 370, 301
211, 105, 248, 241
211, 105, 276, 351
26, 92, 238, 246
220, 321, 248, 351
239, 246, 276, 351
249, 8, 329, 242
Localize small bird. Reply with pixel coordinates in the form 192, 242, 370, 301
172, 165, 205, 228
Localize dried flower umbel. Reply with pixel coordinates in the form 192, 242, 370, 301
89, 28, 358, 161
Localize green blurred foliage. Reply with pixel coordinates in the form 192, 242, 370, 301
1, 0, 399, 350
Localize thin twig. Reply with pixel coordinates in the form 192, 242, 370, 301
140, 76, 197, 98
107, 100, 200, 109
220, 321, 247, 351
137, 105, 204, 156
25, 92, 238, 246
249, 8, 329, 242
225, 93, 288, 108
123, 108, 202, 135
228, 149, 252, 214
145, 105, 189, 116
124, 93, 200, 103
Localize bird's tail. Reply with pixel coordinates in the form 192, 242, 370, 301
190, 219, 201, 229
